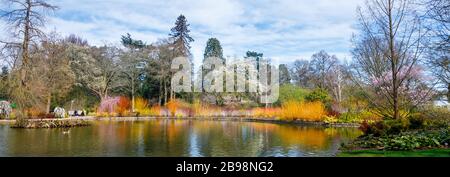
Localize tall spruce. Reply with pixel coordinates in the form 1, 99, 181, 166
168, 15, 194, 100
169, 14, 194, 57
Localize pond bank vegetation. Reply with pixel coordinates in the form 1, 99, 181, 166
11, 118, 90, 129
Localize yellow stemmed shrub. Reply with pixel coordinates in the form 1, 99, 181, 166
134, 97, 160, 116
134, 97, 149, 113
280, 101, 326, 121
250, 101, 327, 121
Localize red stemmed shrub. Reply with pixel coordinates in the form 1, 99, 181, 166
116, 96, 131, 117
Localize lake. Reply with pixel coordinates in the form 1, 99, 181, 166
0, 119, 361, 157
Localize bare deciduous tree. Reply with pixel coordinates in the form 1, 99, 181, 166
290, 59, 313, 88
352, 0, 431, 119
423, 0, 450, 100
310, 50, 338, 89
35, 32, 75, 113
1, 0, 58, 85
0, 0, 57, 116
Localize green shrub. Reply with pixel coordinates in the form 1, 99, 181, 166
349, 128, 450, 150
305, 88, 331, 104
409, 108, 449, 129
275, 85, 309, 106
408, 116, 426, 129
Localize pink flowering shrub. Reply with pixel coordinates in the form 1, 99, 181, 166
371, 66, 434, 106
98, 97, 120, 114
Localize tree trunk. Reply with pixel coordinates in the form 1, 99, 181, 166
105, 89, 108, 100
46, 93, 51, 114
388, 0, 400, 120
131, 78, 135, 112
164, 79, 168, 104
159, 78, 163, 106
20, 1, 31, 86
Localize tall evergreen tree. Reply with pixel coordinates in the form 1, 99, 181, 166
169, 15, 194, 101
245, 51, 263, 71
121, 33, 146, 49
169, 14, 194, 57
202, 38, 225, 104
203, 38, 224, 60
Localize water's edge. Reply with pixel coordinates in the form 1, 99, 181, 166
0, 116, 360, 127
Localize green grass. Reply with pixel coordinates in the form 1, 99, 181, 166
338, 149, 450, 157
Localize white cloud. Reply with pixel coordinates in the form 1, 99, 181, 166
1, 0, 364, 67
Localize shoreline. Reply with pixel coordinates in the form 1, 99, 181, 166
0, 116, 361, 127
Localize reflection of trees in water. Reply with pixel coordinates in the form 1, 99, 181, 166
2, 121, 361, 156
191, 121, 266, 157
188, 121, 361, 156
238, 123, 362, 155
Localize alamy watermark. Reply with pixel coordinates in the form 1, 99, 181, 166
171, 56, 279, 104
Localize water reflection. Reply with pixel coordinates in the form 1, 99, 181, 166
0, 120, 361, 157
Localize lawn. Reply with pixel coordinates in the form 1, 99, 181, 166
338, 149, 450, 157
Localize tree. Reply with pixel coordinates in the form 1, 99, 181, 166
0, 66, 9, 99
0, 0, 58, 115
121, 33, 146, 49
309, 50, 338, 89
279, 64, 291, 85
290, 59, 313, 88
276, 84, 309, 106
423, 0, 450, 51
204, 38, 224, 59
423, 0, 450, 100
118, 33, 147, 112
35, 33, 75, 113
325, 62, 354, 104
245, 51, 263, 71
244, 51, 264, 104
203, 38, 224, 81
0, 0, 58, 86
201, 38, 225, 104
64, 34, 89, 47
144, 39, 173, 105
352, 0, 429, 119
69, 44, 120, 101
170, 15, 194, 57
169, 14, 194, 100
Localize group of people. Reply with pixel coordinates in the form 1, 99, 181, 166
68, 110, 87, 117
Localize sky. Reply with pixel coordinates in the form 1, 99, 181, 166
1, 0, 364, 67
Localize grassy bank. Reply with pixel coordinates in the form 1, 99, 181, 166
338, 149, 450, 157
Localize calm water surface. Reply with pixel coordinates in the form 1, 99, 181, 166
0, 119, 361, 157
